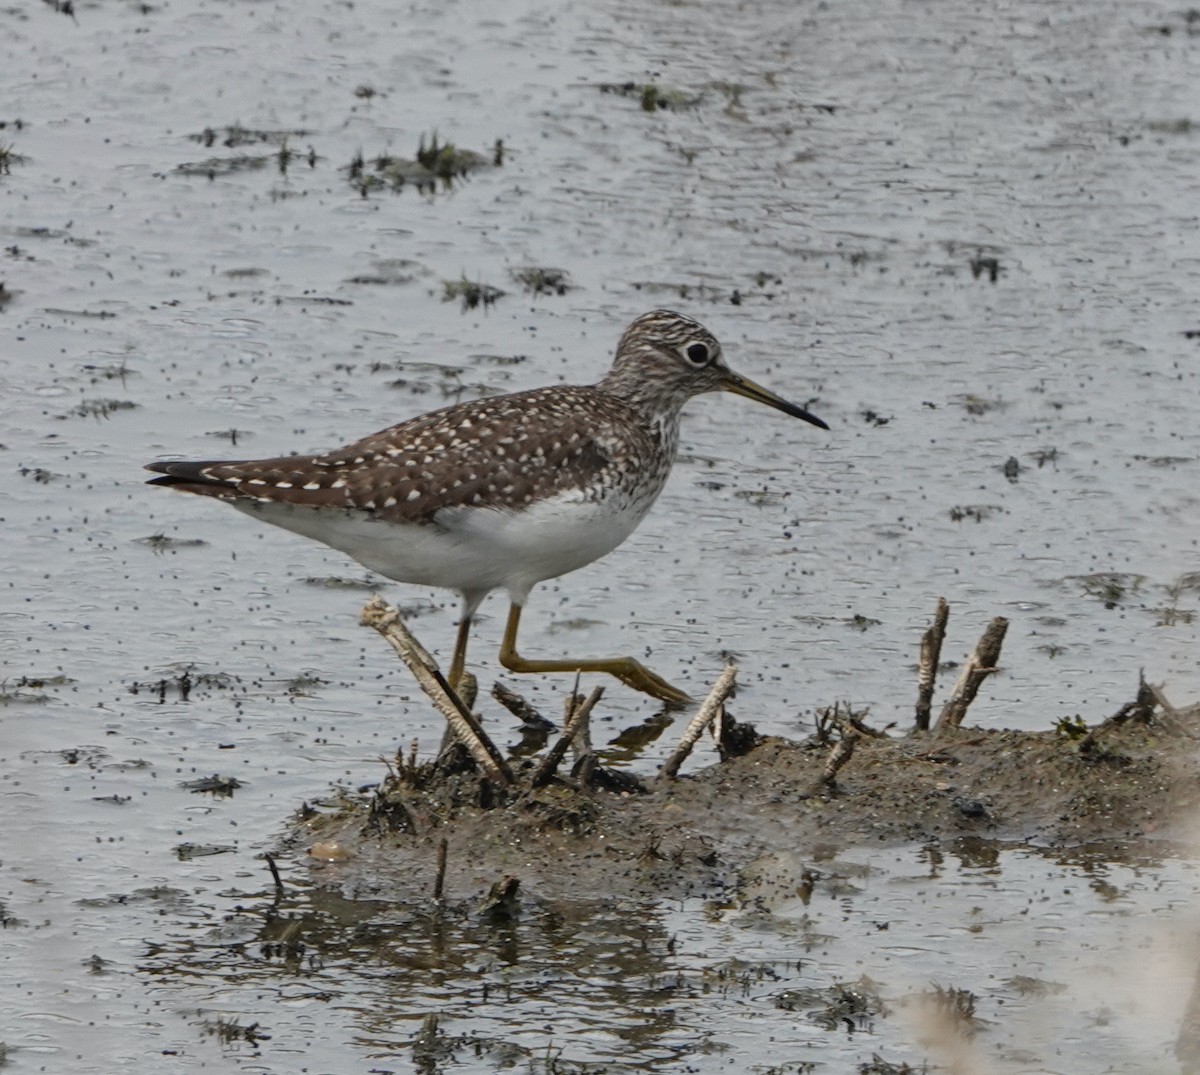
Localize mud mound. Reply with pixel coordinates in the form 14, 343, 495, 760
293, 700, 1200, 905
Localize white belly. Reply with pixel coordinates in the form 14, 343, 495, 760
234, 490, 650, 605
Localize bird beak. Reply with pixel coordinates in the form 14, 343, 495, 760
720, 371, 829, 430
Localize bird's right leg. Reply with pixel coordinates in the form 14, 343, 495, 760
497, 603, 691, 706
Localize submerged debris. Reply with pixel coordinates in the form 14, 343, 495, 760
135, 532, 208, 553
442, 275, 505, 311
598, 81, 704, 111
859, 1055, 927, 1075
189, 125, 311, 148
181, 774, 243, 797
1070, 571, 1148, 608
0, 674, 74, 706
948, 503, 1001, 523
969, 254, 1001, 282
175, 143, 309, 178
200, 1016, 270, 1046
346, 132, 500, 196
509, 266, 574, 296
64, 398, 138, 420
345, 258, 425, 287
0, 143, 29, 175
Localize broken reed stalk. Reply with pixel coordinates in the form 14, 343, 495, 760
359, 596, 513, 788
934, 616, 1009, 733
563, 689, 594, 759
915, 596, 949, 731
799, 727, 860, 797
491, 681, 551, 728
821, 730, 859, 786
573, 751, 598, 785
531, 686, 604, 788
660, 664, 737, 781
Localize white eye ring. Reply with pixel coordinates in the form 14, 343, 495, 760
683, 342, 711, 366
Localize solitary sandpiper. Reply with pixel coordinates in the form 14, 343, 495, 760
146, 310, 828, 703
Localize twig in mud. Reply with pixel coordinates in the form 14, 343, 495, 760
799, 728, 860, 797
556, 688, 599, 781
384, 738, 421, 785
813, 703, 837, 743
915, 596, 949, 731
660, 664, 737, 780
934, 617, 1008, 733
1093, 674, 1153, 728
845, 706, 888, 738
820, 731, 859, 787
1145, 678, 1197, 738
491, 681, 552, 728
360, 597, 513, 788
1078, 672, 1192, 753
814, 701, 882, 740
562, 683, 594, 759
263, 852, 284, 899
571, 750, 598, 786
433, 838, 448, 901
530, 686, 604, 788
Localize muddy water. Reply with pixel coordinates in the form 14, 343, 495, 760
3, 0, 1200, 1070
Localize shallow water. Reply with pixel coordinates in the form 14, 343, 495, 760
3, 0, 1200, 1070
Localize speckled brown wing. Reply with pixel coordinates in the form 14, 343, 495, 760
145, 385, 657, 522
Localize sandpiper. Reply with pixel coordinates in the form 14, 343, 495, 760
146, 310, 828, 703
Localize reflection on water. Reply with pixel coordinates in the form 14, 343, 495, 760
128, 839, 1198, 1072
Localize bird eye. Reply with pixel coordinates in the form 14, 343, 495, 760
684, 342, 710, 366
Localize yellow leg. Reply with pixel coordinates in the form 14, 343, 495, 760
448, 615, 472, 690
497, 604, 691, 706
